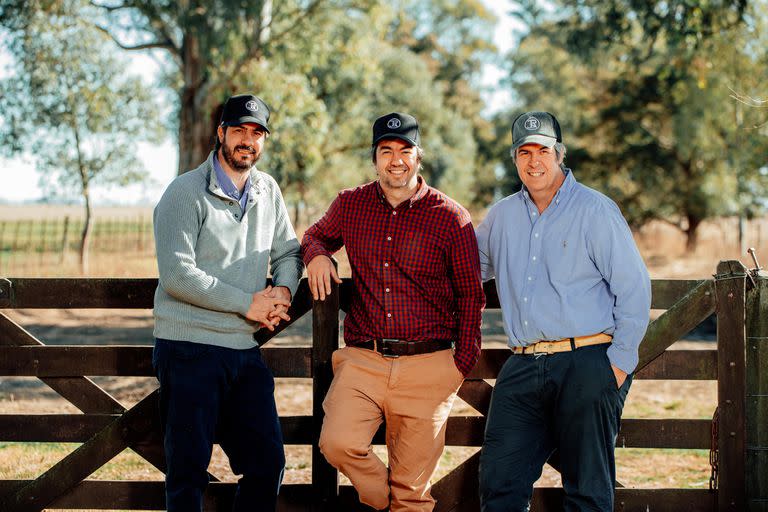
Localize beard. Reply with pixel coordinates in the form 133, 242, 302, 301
221, 140, 260, 172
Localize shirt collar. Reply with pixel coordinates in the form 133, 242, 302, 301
374, 175, 429, 208
213, 153, 251, 200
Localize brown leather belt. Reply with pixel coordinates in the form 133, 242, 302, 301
354, 338, 453, 358
511, 333, 612, 355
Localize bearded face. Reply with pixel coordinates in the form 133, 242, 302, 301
217, 124, 267, 173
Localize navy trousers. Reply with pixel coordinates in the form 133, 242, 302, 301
479, 344, 632, 512
153, 338, 285, 512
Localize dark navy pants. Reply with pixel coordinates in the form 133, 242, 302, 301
479, 344, 632, 512
153, 338, 285, 512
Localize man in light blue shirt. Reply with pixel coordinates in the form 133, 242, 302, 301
476, 111, 651, 511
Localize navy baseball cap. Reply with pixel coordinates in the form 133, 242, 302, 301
511, 111, 562, 153
372, 112, 421, 147
220, 94, 271, 133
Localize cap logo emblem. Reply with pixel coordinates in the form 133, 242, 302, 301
245, 100, 259, 112
524, 117, 540, 130
387, 118, 401, 129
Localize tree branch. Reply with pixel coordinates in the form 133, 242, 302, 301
89, 0, 131, 12
656, 217, 685, 232
322, 142, 368, 159
266, 0, 327, 48
93, 24, 175, 52
132, 2, 181, 57
90, 1, 181, 59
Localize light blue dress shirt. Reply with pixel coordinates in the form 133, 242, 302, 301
213, 154, 251, 212
476, 169, 651, 374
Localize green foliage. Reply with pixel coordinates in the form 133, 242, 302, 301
0, 0, 163, 201
0, 0, 165, 271
1, 0, 498, 223
502, 0, 768, 248
39, 0, 497, 218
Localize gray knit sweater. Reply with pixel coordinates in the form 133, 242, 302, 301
152, 152, 303, 349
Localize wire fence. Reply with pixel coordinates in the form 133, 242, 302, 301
0, 216, 154, 276
0, 213, 765, 277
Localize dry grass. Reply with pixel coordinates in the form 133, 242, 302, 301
1, 213, 765, 278
0, 205, 154, 220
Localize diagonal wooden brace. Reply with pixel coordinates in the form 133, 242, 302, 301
0, 313, 170, 474
457, 380, 493, 416
431, 451, 481, 512
636, 279, 716, 372
0, 313, 125, 414
0, 390, 159, 512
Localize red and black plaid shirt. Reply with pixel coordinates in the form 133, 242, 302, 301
302, 178, 484, 376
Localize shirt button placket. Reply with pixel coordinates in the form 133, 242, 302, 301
383, 206, 396, 330
524, 217, 542, 336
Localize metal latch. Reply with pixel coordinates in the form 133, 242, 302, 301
0, 278, 11, 308
747, 247, 764, 288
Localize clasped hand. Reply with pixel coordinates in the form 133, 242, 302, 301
245, 285, 292, 331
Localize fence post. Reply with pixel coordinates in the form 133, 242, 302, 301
60, 216, 70, 264
0, 221, 6, 272
10, 220, 21, 273
311, 281, 339, 511
137, 216, 144, 253
714, 260, 748, 510
746, 271, 768, 510
39, 218, 47, 272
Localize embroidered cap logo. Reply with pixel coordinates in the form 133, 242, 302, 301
524, 117, 540, 131
387, 118, 401, 129
245, 100, 259, 112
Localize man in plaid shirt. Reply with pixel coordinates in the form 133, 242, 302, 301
302, 112, 485, 511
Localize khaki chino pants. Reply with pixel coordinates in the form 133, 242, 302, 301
319, 346, 464, 511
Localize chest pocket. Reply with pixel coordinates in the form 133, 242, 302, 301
396, 229, 444, 275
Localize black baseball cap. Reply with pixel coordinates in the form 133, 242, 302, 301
220, 94, 271, 133
511, 111, 562, 153
372, 112, 420, 147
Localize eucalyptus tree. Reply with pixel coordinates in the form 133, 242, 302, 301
0, 1, 163, 272
1, 0, 499, 226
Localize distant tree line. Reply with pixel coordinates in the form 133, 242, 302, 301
499, 0, 768, 249
1, 0, 767, 257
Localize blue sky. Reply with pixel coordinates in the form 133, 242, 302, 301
0, 1, 518, 205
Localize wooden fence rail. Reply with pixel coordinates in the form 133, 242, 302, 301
0, 260, 766, 511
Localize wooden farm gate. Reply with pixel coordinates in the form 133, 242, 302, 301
0, 259, 765, 511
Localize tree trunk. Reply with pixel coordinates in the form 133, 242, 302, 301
177, 34, 214, 175
71, 117, 91, 275
685, 214, 702, 252
738, 214, 747, 255
293, 200, 301, 228
79, 192, 92, 275
294, 180, 306, 227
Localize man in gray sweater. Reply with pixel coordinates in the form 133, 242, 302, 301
152, 94, 303, 512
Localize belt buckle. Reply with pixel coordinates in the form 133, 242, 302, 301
532, 342, 553, 355
379, 338, 400, 358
